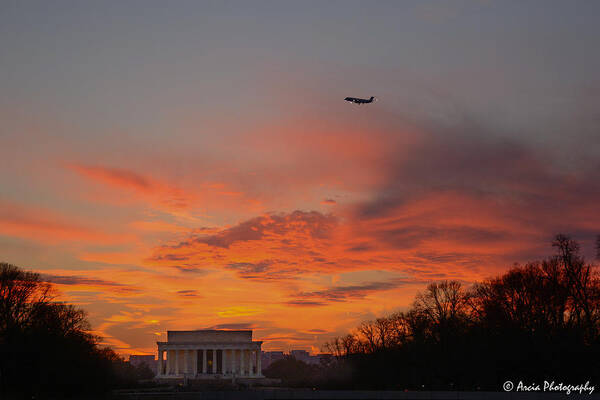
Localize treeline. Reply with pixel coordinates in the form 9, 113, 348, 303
267, 235, 600, 390
0, 262, 153, 398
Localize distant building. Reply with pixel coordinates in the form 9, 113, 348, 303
290, 349, 310, 363
261, 350, 332, 368
261, 351, 284, 369
314, 353, 333, 365
156, 330, 263, 378
129, 354, 157, 373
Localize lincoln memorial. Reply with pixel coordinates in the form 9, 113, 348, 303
156, 330, 263, 379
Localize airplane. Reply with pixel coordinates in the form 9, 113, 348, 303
344, 96, 376, 105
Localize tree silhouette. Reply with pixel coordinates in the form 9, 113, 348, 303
0, 262, 143, 396
264, 355, 318, 385
0, 263, 53, 337
322, 234, 600, 390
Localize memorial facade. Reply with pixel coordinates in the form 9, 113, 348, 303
156, 330, 263, 378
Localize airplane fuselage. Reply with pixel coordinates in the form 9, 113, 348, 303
344, 96, 375, 104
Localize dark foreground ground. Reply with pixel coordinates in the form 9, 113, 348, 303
110, 389, 600, 400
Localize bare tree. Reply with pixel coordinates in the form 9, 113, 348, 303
374, 317, 393, 350
552, 234, 597, 334
358, 321, 378, 352
324, 333, 360, 358
0, 262, 54, 337
387, 312, 411, 346
413, 281, 465, 325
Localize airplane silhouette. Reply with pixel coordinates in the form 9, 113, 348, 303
344, 96, 375, 105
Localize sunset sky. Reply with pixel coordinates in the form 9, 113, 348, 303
1, 1, 600, 356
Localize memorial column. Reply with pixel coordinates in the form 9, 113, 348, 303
158, 350, 163, 376
257, 350, 262, 376
193, 350, 198, 375
202, 349, 207, 373
240, 348, 245, 376
221, 349, 226, 375
232, 349, 237, 374
212, 349, 217, 373
249, 350, 255, 376
184, 349, 189, 374
166, 350, 171, 375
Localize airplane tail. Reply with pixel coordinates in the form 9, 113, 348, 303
369, 96, 375, 102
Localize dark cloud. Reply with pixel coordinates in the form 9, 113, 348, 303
225, 260, 303, 281
401, 267, 451, 280
360, 114, 597, 214
226, 261, 271, 274
346, 244, 372, 252
359, 126, 543, 218
208, 323, 256, 330
41, 274, 139, 292
404, 252, 491, 275
176, 290, 201, 298
43, 274, 124, 287
290, 278, 421, 305
151, 254, 190, 261
285, 300, 328, 307
177, 211, 337, 249
375, 225, 509, 250
353, 115, 600, 261
172, 266, 207, 274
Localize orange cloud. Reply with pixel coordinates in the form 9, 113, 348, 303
68, 164, 154, 192
67, 163, 195, 212
0, 199, 128, 244
146, 211, 346, 280
65, 163, 264, 219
